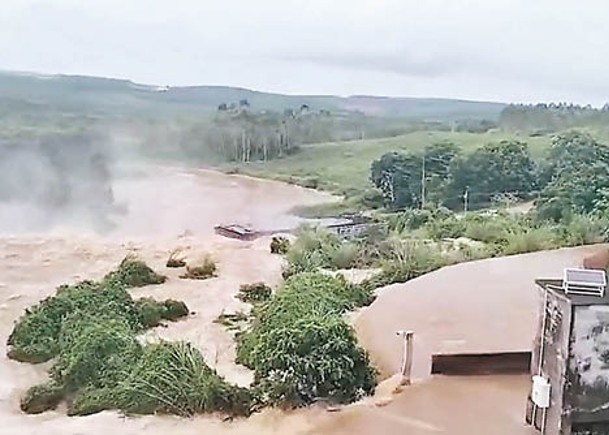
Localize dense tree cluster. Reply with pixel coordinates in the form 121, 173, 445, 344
536, 132, 609, 221
176, 102, 425, 163
445, 141, 538, 209
499, 103, 609, 133
371, 141, 537, 210
370, 132, 609, 220
370, 142, 459, 210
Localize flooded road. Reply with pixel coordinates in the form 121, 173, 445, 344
322, 245, 603, 435
0, 164, 599, 434
357, 244, 604, 380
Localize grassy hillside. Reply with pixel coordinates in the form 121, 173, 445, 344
232, 130, 553, 196
0, 71, 505, 120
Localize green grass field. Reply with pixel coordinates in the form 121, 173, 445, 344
232, 130, 553, 196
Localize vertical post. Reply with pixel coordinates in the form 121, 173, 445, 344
421, 155, 426, 209
463, 187, 469, 215
399, 330, 415, 386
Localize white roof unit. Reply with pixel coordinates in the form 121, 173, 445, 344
563, 268, 607, 297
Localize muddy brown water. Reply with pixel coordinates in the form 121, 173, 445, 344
0, 165, 599, 434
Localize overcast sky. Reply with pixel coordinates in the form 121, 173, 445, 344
1, 0, 608, 104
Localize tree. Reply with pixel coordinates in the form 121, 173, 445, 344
445, 141, 538, 209
370, 152, 422, 210
370, 142, 460, 210
421, 142, 460, 206
536, 132, 609, 221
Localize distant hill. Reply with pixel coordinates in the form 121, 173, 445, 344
0, 71, 506, 120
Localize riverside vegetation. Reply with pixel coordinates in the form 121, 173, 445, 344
10, 255, 380, 417
8, 256, 255, 417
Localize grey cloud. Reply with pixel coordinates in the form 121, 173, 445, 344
2, 0, 609, 104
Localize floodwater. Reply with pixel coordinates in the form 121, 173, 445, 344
331, 244, 603, 435
0, 165, 333, 435
0, 164, 601, 434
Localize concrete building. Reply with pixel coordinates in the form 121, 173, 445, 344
526, 269, 609, 434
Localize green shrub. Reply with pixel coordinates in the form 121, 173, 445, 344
283, 227, 363, 275
464, 218, 510, 244
10, 259, 191, 417
20, 382, 65, 414
237, 273, 376, 407
270, 236, 290, 254
422, 214, 466, 240
557, 214, 609, 246
328, 243, 359, 269
180, 256, 217, 280
105, 255, 167, 287
252, 313, 376, 407
386, 209, 433, 233
7, 280, 140, 363
51, 314, 141, 390
68, 342, 252, 417
68, 387, 117, 416
283, 249, 325, 278
162, 299, 190, 321
236, 283, 272, 304
135, 298, 189, 327
361, 239, 448, 290
453, 243, 496, 263
501, 228, 557, 255
135, 298, 165, 327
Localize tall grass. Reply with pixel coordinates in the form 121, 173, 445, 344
502, 227, 558, 255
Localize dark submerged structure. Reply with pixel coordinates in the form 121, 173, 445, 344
214, 214, 382, 241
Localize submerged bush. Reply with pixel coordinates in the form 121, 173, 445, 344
105, 254, 167, 287
237, 272, 376, 408
162, 299, 190, 320
253, 313, 376, 407
20, 382, 65, 414
236, 283, 272, 304
9, 259, 198, 417
51, 314, 141, 391
68, 342, 252, 417
166, 248, 187, 268
7, 279, 141, 363
119, 342, 251, 416
270, 236, 290, 254
135, 298, 189, 327
180, 256, 217, 280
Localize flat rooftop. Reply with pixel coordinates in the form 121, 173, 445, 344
535, 278, 609, 306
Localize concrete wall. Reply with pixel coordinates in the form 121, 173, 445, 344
527, 287, 571, 434
567, 305, 609, 425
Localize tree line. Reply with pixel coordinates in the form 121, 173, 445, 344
370, 132, 609, 222
177, 102, 422, 163
499, 103, 609, 133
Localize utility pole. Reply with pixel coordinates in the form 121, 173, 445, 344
463, 187, 469, 214
421, 154, 426, 209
